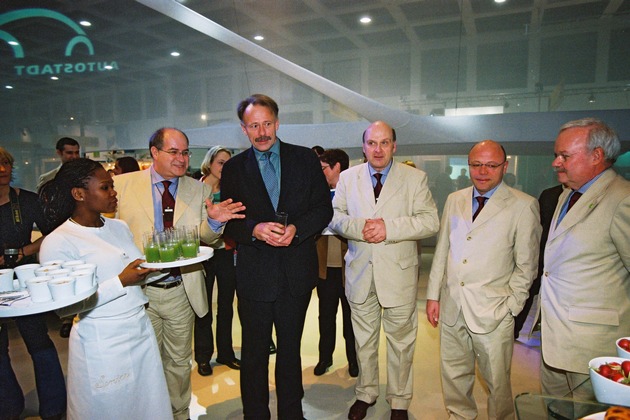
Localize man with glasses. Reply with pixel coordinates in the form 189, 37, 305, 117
114, 127, 245, 420
221, 94, 332, 419
540, 118, 630, 400
330, 121, 439, 420
426, 139, 541, 420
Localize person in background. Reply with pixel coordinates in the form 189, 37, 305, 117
194, 146, 241, 375
311, 145, 324, 156
456, 168, 470, 190
113, 156, 141, 175
37, 137, 81, 339
433, 165, 455, 217
513, 184, 564, 340
39, 158, 171, 420
0, 147, 67, 420
426, 140, 541, 420
36, 137, 80, 191
114, 127, 245, 420
315, 148, 358, 377
221, 94, 332, 419
330, 121, 439, 420
540, 118, 630, 400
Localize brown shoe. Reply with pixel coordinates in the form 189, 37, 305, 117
390, 409, 408, 420
348, 400, 376, 420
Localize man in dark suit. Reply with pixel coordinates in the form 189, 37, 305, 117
221, 94, 333, 419
514, 184, 564, 339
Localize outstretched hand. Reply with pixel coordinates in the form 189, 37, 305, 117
205, 198, 246, 223
118, 259, 159, 287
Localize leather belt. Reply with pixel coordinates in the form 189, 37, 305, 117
147, 280, 182, 289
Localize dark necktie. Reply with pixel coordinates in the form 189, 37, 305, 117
472, 196, 487, 221
567, 191, 582, 212
162, 181, 175, 228
261, 152, 279, 210
374, 173, 383, 202
160, 181, 180, 278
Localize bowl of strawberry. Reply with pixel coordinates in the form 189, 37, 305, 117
617, 337, 630, 359
589, 357, 630, 406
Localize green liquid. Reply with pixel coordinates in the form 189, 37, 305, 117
145, 245, 161, 263
181, 242, 198, 258
159, 246, 177, 262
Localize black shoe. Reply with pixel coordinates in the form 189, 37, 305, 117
314, 360, 333, 376
348, 361, 359, 378
197, 361, 213, 376
269, 340, 276, 354
216, 357, 241, 370
59, 322, 72, 338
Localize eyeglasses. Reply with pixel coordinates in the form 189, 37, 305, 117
242, 121, 275, 131
468, 161, 505, 170
0, 160, 11, 167
157, 149, 191, 158
321, 164, 330, 171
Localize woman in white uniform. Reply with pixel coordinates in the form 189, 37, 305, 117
40, 158, 172, 420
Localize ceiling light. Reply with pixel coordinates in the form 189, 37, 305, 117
50, 76, 59, 80
170, 51, 180, 57
79, 20, 91, 27
5, 85, 13, 89
495, 0, 506, 3
8, 41, 19, 46
104, 65, 113, 70
359, 16, 372, 24
588, 93, 596, 103
254, 35, 264, 41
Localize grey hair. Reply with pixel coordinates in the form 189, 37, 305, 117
559, 118, 621, 163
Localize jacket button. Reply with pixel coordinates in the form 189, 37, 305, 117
544, 271, 549, 277
460, 282, 465, 286
463, 259, 467, 264
466, 236, 472, 241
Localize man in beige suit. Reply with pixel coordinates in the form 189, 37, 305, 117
426, 140, 541, 420
114, 127, 244, 420
541, 118, 630, 400
330, 121, 439, 420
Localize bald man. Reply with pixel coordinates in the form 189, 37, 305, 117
426, 140, 541, 420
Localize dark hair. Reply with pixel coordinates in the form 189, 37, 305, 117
311, 145, 324, 156
237, 94, 279, 122
55, 137, 79, 151
320, 149, 350, 172
148, 127, 189, 151
115, 156, 140, 173
40, 158, 104, 230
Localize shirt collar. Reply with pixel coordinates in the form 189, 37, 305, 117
150, 165, 179, 186
473, 182, 501, 199
253, 139, 281, 161
367, 160, 393, 177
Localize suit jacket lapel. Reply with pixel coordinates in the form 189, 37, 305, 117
174, 177, 194, 226
136, 169, 155, 223
359, 164, 377, 212
548, 169, 614, 241
457, 187, 474, 230
471, 183, 510, 229
244, 146, 275, 212
374, 162, 405, 212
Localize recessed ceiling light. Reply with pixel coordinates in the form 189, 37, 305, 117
79, 20, 91, 27
494, 0, 506, 3
104, 65, 113, 70
254, 35, 264, 41
8, 41, 19, 46
360, 16, 372, 24
5, 85, 13, 89
170, 51, 180, 57
51, 76, 59, 80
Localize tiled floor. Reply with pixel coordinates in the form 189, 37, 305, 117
8, 249, 543, 419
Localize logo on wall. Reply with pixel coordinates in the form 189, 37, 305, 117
0, 8, 118, 77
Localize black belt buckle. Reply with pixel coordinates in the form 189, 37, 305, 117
148, 280, 182, 289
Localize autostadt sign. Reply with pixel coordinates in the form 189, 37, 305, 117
0, 8, 119, 77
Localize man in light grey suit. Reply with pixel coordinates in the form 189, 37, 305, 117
541, 118, 630, 400
114, 127, 245, 420
36, 137, 80, 191
330, 121, 439, 420
426, 140, 541, 420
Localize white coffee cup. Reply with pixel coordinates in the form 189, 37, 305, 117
35, 266, 58, 277
14, 263, 40, 289
0, 269, 15, 292
49, 268, 72, 279
26, 276, 53, 302
41, 259, 64, 267
70, 263, 96, 274
48, 277, 76, 301
62, 260, 85, 269
71, 269, 95, 294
